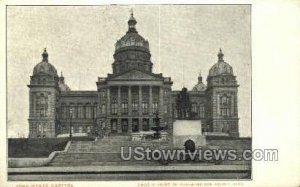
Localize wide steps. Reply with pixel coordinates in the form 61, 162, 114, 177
50, 136, 171, 166
50, 161, 159, 166
49, 152, 158, 166
68, 139, 170, 153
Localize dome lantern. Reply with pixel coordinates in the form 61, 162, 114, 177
127, 11, 137, 33
218, 48, 224, 62
42, 48, 48, 62
198, 71, 203, 83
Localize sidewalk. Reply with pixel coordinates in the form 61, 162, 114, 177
8, 164, 250, 174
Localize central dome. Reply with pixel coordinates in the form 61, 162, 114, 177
115, 32, 149, 51
112, 12, 153, 74
115, 13, 149, 51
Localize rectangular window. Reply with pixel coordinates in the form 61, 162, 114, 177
199, 104, 205, 118
38, 124, 42, 132
61, 106, 67, 119
192, 103, 197, 113
220, 96, 231, 117
94, 105, 97, 118
66, 106, 70, 119
122, 102, 128, 114
86, 106, 92, 118
132, 101, 138, 114
152, 102, 158, 113
111, 103, 117, 115
70, 106, 76, 118
43, 124, 47, 133
142, 102, 148, 114
78, 106, 83, 119
101, 104, 105, 114
142, 119, 149, 131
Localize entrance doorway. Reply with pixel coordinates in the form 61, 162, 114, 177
121, 119, 128, 132
111, 119, 117, 133
142, 119, 149, 131
184, 139, 196, 152
132, 119, 139, 132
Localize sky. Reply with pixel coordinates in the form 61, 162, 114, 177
7, 5, 251, 138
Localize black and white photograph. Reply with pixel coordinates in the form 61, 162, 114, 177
6, 5, 252, 181
1, 1, 300, 187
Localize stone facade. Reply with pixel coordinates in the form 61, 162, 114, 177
28, 13, 239, 138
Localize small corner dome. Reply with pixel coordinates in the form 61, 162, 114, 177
208, 49, 233, 77
33, 48, 58, 77
58, 72, 71, 92
192, 72, 206, 91
192, 83, 206, 91
59, 83, 71, 92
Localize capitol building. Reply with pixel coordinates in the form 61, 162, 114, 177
27, 13, 239, 139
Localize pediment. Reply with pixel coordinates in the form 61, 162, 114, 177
108, 69, 162, 81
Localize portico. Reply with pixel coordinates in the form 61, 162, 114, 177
97, 71, 173, 135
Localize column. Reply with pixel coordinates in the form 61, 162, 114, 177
128, 86, 132, 132
216, 94, 220, 117
107, 86, 110, 115
139, 86, 143, 131
117, 118, 122, 133
128, 86, 132, 115
159, 87, 164, 126
118, 86, 121, 116
149, 86, 153, 128
128, 118, 132, 133
117, 86, 121, 133
149, 86, 153, 115
231, 94, 234, 116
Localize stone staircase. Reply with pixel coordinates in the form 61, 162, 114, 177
49, 135, 169, 166
49, 136, 252, 166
